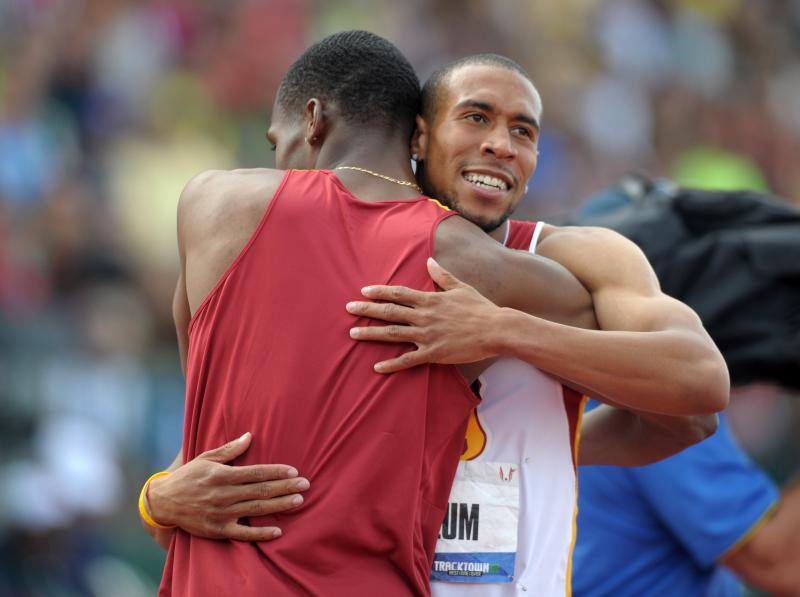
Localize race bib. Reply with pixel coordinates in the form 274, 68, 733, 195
431, 460, 520, 584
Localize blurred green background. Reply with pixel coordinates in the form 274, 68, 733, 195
0, 0, 797, 595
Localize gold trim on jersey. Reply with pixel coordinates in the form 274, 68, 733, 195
718, 500, 780, 561
427, 197, 452, 211
565, 395, 588, 597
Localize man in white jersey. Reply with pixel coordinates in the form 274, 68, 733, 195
423, 219, 586, 595
143, 54, 727, 595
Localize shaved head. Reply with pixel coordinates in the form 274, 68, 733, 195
421, 54, 541, 122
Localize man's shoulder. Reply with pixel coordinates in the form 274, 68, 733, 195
537, 223, 623, 248
180, 168, 286, 207
536, 224, 652, 262
536, 223, 653, 286
177, 168, 288, 246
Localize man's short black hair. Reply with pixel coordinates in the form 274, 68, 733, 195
277, 30, 420, 139
421, 53, 532, 120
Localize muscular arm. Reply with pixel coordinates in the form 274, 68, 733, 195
347, 220, 725, 463
478, 225, 725, 460
497, 225, 729, 416
720, 479, 800, 596
521, 226, 726, 459
350, 219, 728, 416
479, 291, 724, 457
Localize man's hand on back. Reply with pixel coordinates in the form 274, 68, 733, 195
346, 258, 505, 373
146, 433, 309, 546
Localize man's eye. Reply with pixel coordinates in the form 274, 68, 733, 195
513, 127, 532, 138
466, 113, 486, 123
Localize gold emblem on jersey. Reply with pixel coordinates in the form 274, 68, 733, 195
461, 408, 487, 461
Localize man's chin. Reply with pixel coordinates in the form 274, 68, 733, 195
478, 218, 508, 234
426, 187, 511, 232
460, 209, 509, 233
453, 196, 516, 233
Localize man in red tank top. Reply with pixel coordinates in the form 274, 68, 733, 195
146, 32, 605, 597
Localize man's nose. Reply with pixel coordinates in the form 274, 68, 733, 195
480, 127, 517, 160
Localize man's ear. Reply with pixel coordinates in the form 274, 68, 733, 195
304, 98, 326, 145
411, 114, 429, 160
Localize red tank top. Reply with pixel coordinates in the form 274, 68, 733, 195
506, 218, 538, 250
159, 170, 478, 597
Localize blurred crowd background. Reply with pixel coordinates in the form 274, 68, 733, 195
0, 0, 798, 595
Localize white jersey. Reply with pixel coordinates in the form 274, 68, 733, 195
431, 220, 586, 597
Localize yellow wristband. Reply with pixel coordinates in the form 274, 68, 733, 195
139, 471, 177, 529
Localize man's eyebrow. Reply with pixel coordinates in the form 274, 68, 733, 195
455, 99, 495, 113
454, 99, 540, 131
515, 113, 540, 132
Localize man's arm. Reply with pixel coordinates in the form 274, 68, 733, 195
173, 224, 191, 376
348, 215, 598, 371
720, 479, 800, 596
525, 225, 728, 416
578, 404, 717, 466
348, 222, 728, 417
138, 185, 192, 548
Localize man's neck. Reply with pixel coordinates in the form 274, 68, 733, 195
316, 128, 415, 190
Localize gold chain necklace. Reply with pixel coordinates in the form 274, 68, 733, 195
335, 166, 422, 195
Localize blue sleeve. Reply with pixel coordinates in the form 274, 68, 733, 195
629, 413, 779, 567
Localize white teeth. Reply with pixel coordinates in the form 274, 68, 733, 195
463, 173, 508, 191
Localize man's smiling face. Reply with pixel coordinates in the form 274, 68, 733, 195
415, 64, 542, 234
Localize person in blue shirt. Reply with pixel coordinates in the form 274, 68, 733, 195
574, 401, 799, 596
572, 179, 800, 597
